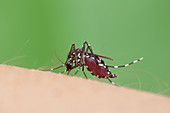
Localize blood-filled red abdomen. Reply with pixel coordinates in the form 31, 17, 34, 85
85, 56, 110, 78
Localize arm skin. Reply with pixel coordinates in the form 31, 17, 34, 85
0, 64, 170, 113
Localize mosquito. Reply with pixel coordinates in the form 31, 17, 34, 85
40, 41, 143, 86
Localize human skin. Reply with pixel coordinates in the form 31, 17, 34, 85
0, 64, 170, 113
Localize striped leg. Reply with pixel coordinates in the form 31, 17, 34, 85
107, 78, 119, 87
83, 41, 98, 64
39, 64, 65, 71
107, 57, 143, 68
83, 41, 94, 54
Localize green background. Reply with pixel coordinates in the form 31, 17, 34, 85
0, 0, 170, 96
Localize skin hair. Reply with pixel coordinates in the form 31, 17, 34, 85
0, 64, 170, 113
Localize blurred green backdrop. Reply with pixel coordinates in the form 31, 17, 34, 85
0, 0, 170, 96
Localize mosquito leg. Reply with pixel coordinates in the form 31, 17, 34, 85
107, 78, 119, 87
81, 41, 87, 65
83, 41, 94, 54
67, 70, 71, 75
39, 65, 64, 71
73, 66, 80, 75
83, 41, 98, 64
82, 66, 88, 79
107, 57, 143, 68
81, 41, 95, 66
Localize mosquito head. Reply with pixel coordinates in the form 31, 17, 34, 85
65, 61, 73, 71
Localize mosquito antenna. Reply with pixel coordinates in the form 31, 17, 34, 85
51, 59, 61, 66
54, 51, 64, 64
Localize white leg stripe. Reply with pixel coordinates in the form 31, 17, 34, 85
133, 60, 138, 63
114, 66, 119, 68
140, 57, 144, 60
111, 81, 116, 85
109, 57, 143, 69
125, 64, 129, 67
